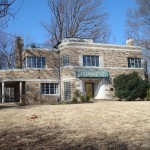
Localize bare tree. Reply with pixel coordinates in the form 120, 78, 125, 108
126, 0, 150, 78
0, 0, 17, 30
41, 0, 111, 47
0, 32, 15, 69
126, 0, 150, 50
0, 0, 25, 69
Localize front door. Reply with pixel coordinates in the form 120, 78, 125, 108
85, 83, 94, 98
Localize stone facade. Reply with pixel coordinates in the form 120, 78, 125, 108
0, 38, 146, 104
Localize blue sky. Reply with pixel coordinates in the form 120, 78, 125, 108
6, 0, 136, 45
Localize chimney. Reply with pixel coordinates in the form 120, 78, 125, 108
15, 37, 24, 69
126, 38, 134, 46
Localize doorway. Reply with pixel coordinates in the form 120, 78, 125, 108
85, 83, 94, 98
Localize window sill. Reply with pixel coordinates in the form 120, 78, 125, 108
41, 94, 60, 96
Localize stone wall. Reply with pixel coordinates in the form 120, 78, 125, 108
25, 81, 60, 104
23, 49, 59, 69
59, 44, 142, 68
0, 69, 59, 81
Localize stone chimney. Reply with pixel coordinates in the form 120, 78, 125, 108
126, 38, 134, 46
15, 37, 24, 69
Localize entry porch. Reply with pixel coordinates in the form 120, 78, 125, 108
0, 81, 25, 103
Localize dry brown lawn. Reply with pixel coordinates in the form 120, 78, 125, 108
0, 101, 150, 150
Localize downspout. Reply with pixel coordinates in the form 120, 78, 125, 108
57, 48, 61, 101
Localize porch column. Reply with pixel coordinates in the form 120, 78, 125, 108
19, 82, 22, 103
2, 82, 5, 103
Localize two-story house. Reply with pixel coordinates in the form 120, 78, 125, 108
0, 37, 145, 104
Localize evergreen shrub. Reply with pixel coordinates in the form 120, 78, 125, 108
114, 72, 149, 101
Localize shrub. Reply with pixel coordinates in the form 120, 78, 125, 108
146, 89, 150, 101
114, 72, 149, 101
72, 97, 78, 103
80, 96, 85, 102
85, 95, 90, 102
73, 90, 81, 98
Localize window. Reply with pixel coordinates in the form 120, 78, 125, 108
64, 82, 71, 100
83, 55, 99, 67
41, 83, 59, 94
128, 58, 141, 68
63, 55, 70, 66
26, 56, 45, 68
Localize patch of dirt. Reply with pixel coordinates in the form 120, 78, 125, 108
0, 101, 150, 150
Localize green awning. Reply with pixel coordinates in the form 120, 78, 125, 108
76, 69, 109, 78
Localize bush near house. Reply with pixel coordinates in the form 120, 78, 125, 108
114, 72, 149, 101
72, 90, 92, 103
72, 97, 78, 103
146, 88, 150, 101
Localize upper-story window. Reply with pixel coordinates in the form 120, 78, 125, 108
128, 58, 141, 68
83, 55, 99, 67
26, 56, 45, 68
63, 55, 70, 66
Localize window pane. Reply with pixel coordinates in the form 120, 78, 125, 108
83, 56, 86, 66
138, 59, 141, 68
63, 55, 69, 66
50, 83, 54, 94
32, 57, 37, 68
87, 56, 91, 66
37, 57, 41, 68
45, 84, 49, 94
27, 57, 32, 68
42, 58, 45, 68
135, 58, 138, 68
96, 56, 99, 66
91, 56, 95, 66
128, 58, 131, 67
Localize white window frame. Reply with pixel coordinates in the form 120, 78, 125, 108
63, 55, 70, 66
41, 83, 59, 95
128, 58, 141, 68
83, 55, 99, 67
26, 56, 45, 68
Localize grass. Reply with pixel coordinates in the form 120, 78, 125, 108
0, 101, 150, 150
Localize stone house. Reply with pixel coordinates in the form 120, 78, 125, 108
0, 37, 146, 104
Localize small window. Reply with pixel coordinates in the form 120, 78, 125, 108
63, 55, 70, 66
41, 83, 59, 95
83, 55, 99, 67
128, 58, 141, 68
26, 56, 45, 68
64, 82, 71, 100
